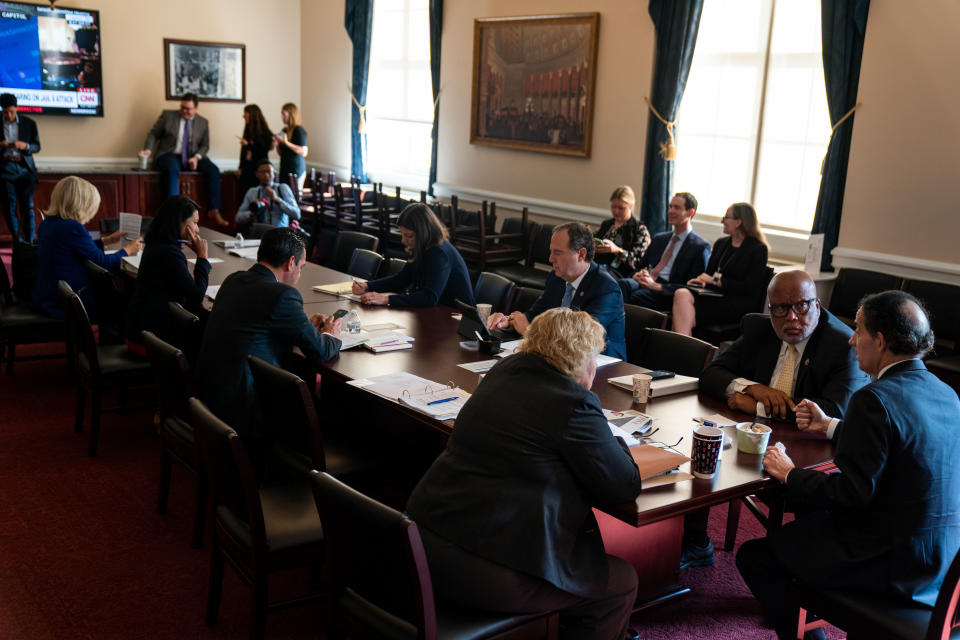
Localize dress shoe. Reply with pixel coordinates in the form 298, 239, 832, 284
679, 539, 715, 569
624, 628, 640, 640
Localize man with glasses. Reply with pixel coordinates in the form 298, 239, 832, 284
681, 270, 869, 569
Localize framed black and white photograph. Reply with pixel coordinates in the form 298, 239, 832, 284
164, 38, 245, 103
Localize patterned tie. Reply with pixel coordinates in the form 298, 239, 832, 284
561, 282, 575, 308
650, 234, 680, 280
772, 345, 798, 396
181, 118, 191, 167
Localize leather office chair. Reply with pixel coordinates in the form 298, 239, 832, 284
142, 330, 205, 548
0, 249, 67, 375
167, 302, 204, 367
490, 224, 554, 289
506, 286, 543, 315
83, 260, 130, 345
473, 272, 515, 313
382, 257, 407, 277
694, 266, 775, 345
310, 470, 560, 640
901, 278, 960, 356
623, 304, 669, 367
637, 328, 717, 378
57, 280, 153, 457
828, 268, 903, 326
190, 397, 325, 640
794, 545, 960, 640
329, 230, 379, 273
346, 248, 384, 281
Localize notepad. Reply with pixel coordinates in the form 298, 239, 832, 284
214, 238, 260, 248
608, 370, 699, 397
312, 281, 362, 301
363, 332, 414, 353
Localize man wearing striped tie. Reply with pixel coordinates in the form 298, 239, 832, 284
683, 270, 870, 569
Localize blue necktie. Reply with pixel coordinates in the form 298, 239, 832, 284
561, 283, 575, 308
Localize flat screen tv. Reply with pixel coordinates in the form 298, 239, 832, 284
0, 0, 103, 116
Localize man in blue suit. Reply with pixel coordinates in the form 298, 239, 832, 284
737, 290, 960, 640
618, 192, 710, 311
1, 93, 40, 243
487, 222, 627, 359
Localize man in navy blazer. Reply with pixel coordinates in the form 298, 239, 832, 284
1, 93, 41, 243
737, 291, 960, 640
487, 222, 627, 359
195, 228, 342, 440
618, 192, 710, 310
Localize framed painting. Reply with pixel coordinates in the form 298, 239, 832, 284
470, 13, 599, 157
164, 38, 245, 103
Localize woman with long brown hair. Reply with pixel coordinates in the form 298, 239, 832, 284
237, 104, 273, 194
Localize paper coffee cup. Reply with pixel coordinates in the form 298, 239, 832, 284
736, 422, 772, 454
632, 374, 652, 404
691, 425, 723, 479
138, 154, 149, 170
476, 303, 492, 325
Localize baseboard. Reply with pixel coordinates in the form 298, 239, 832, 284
831, 246, 960, 285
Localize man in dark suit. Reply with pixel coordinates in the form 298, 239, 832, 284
618, 192, 710, 311
737, 291, 960, 640
1, 93, 40, 243
683, 270, 871, 568
487, 222, 627, 359
139, 92, 227, 227
195, 228, 342, 439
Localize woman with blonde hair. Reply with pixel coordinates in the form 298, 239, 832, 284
406, 307, 643, 640
594, 185, 651, 278
274, 102, 308, 189
672, 202, 769, 335
32, 176, 142, 319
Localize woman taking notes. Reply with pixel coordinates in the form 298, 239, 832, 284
594, 185, 651, 278
351, 203, 474, 307
32, 176, 142, 320
125, 196, 210, 354
672, 202, 769, 335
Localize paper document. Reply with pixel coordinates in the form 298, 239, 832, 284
457, 359, 499, 373
205, 285, 220, 300
347, 372, 470, 420
312, 281, 362, 302
189, 257, 223, 264
214, 238, 260, 248
121, 254, 142, 270
495, 339, 621, 367
119, 212, 142, 238
603, 409, 654, 439
228, 246, 260, 260
363, 331, 415, 353
608, 369, 699, 397
361, 322, 403, 332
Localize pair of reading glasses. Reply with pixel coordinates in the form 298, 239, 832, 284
768, 298, 817, 318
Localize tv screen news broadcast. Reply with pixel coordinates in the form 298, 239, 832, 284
0, 1, 103, 116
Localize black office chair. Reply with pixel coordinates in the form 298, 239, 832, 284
83, 260, 130, 345
310, 470, 560, 640
167, 302, 204, 367
0, 249, 67, 375
329, 230, 379, 273
473, 272, 515, 313
623, 304, 669, 367
506, 286, 543, 314
636, 328, 717, 377
490, 224, 554, 289
346, 248, 384, 280
382, 257, 407, 277
694, 266, 775, 345
828, 268, 903, 326
901, 278, 960, 356
190, 397, 325, 640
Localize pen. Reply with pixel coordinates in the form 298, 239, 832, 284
376, 339, 403, 346
693, 417, 716, 427
427, 396, 458, 405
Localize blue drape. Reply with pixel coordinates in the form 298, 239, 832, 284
428, 0, 443, 195
640, 0, 704, 234
345, 0, 374, 181
811, 0, 870, 271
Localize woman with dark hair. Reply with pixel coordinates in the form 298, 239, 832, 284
124, 195, 210, 354
351, 203, 474, 307
672, 202, 769, 335
594, 185, 651, 278
237, 104, 273, 194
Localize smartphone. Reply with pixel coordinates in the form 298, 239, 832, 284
645, 370, 676, 380
332, 309, 349, 320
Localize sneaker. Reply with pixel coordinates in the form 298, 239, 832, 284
679, 539, 715, 569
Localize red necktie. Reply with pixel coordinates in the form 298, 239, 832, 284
650, 235, 680, 280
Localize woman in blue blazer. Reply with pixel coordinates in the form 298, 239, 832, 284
32, 176, 142, 320
352, 203, 474, 307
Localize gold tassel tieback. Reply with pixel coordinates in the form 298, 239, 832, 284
348, 84, 367, 135
645, 96, 677, 161
820, 102, 862, 174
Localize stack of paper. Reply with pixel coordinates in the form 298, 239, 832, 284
603, 409, 655, 442
363, 331, 414, 353
607, 371, 699, 397
347, 372, 470, 420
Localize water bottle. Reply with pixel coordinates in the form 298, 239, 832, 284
234, 232, 244, 248
345, 310, 362, 333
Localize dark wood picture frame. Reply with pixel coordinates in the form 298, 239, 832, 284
164, 38, 245, 103
470, 13, 600, 158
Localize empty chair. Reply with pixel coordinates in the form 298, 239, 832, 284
142, 330, 205, 548
490, 223, 554, 289
507, 285, 543, 315
346, 248, 383, 280
166, 302, 204, 367
310, 470, 559, 640
190, 397, 324, 640
902, 278, 960, 355
473, 272, 515, 313
83, 259, 131, 345
623, 304, 669, 366
828, 268, 903, 326
328, 230, 379, 273
57, 280, 153, 457
694, 266, 775, 345
636, 328, 716, 377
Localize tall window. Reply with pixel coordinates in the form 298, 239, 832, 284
365, 0, 433, 189
673, 0, 830, 232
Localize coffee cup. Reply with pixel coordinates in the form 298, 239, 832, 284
138, 154, 149, 170
476, 303, 492, 326
736, 422, 772, 454
691, 425, 724, 479
632, 374, 652, 404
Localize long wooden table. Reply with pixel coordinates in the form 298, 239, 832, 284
186, 228, 835, 607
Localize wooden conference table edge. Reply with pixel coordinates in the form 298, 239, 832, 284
187, 227, 836, 530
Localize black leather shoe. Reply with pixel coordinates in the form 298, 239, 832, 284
679, 539, 715, 569
625, 628, 640, 640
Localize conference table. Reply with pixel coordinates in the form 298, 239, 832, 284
177, 228, 836, 608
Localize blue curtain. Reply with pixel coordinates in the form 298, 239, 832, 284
345, 0, 374, 181
811, 0, 870, 271
639, 0, 704, 234
428, 0, 443, 195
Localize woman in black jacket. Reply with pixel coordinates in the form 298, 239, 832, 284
672, 202, 769, 335
593, 185, 651, 278
237, 104, 273, 194
125, 196, 210, 354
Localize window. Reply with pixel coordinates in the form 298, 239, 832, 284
673, 0, 830, 232
365, 0, 433, 189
